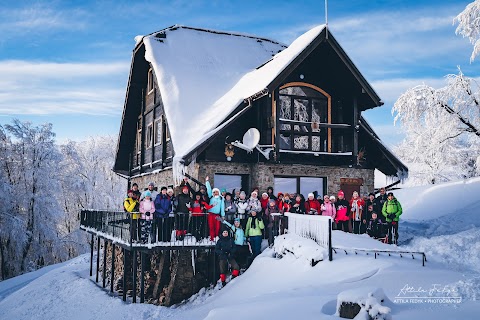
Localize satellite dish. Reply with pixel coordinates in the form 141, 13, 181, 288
231, 128, 260, 153
243, 128, 260, 150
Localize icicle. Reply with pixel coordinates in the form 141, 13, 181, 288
191, 250, 196, 275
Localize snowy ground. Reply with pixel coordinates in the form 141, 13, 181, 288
0, 178, 479, 319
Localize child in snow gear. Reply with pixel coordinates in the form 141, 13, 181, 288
245, 210, 265, 259
215, 229, 240, 287
382, 192, 402, 244
366, 212, 385, 239
139, 192, 155, 243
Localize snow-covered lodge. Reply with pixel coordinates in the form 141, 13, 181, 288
114, 24, 407, 199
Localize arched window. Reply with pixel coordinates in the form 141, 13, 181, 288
277, 82, 331, 152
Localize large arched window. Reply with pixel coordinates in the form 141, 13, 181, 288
277, 82, 331, 153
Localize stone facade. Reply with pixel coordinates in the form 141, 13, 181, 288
197, 161, 374, 196
130, 162, 374, 197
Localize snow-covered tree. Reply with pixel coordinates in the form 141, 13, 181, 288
393, 69, 480, 184
455, 0, 480, 62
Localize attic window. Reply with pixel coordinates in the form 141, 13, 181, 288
154, 117, 162, 145
147, 68, 154, 93
146, 123, 153, 149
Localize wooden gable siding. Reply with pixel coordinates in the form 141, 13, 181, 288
199, 96, 271, 163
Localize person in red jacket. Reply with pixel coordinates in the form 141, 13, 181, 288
305, 192, 321, 215
349, 191, 366, 234
335, 190, 350, 232
260, 192, 270, 212
187, 192, 215, 241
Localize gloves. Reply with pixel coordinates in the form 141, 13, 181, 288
215, 216, 223, 222
388, 214, 396, 220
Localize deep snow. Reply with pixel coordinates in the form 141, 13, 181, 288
0, 177, 479, 319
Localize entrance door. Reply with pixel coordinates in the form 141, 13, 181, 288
339, 178, 363, 202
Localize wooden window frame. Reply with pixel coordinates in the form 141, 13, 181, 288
274, 175, 327, 196
146, 123, 153, 149
276, 82, 332, 153
164, 118, 170, 142
147, 68, 154, 94
154, 116, 162, 146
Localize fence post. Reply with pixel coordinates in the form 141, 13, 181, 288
96, 236, 101, 282
122, 248, 127, 302
140, 252, 145, 303
328, 218, 333, 261
132, 249, 137, 303
102, 239, 107, 288
110, 244, 115, 293
89, 234, 94, 277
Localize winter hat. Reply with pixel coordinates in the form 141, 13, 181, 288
161, 186, 167, 191
277, 192, 284, 197
308, 193, 314, 199
330, 195, 336, 201
338, 190, 344, 197
182, 185, 189, 191
148, 182, 155, 187
234, 217, 241, 223
269, 199, 276, 206
127, 189, 134, 195
212, 187, 220, 195
220, 188, 227, 193
144, 191, 152, 198
167, 187, 174, 194
387, 192, 394, 197
262, 192, 268, 197
240, 191, 246, 197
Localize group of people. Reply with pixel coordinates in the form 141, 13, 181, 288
124, 179, 403, 286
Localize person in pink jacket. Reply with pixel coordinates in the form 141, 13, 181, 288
321, 194, 336, 221
139, 191, 156, 243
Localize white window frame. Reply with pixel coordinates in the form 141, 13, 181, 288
154, 117, 162, 146
147, 68, 154, 94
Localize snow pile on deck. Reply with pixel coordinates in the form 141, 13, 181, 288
273, 233, 327, 264
336, 287, 392, 320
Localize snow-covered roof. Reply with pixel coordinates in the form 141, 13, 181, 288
142, 24, 325, 160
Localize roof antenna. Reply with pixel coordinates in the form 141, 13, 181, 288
325, 0, 329, 39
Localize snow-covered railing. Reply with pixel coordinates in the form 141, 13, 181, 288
332, 247, 427, 266
80, 210, 217, 248
283, 212, 333, 261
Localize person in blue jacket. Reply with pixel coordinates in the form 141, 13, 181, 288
154, 186, 172, 242
220, 217, 250, 269
205, 176, 225, 241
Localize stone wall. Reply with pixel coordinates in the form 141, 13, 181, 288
131, 168, 174, 190
196, 161, 374, 196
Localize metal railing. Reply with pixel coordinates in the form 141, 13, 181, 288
80, 210, 217, 247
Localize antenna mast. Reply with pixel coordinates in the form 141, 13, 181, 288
325, 0, 328, 39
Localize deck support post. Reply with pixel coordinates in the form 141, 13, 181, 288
110, 244, 115, 293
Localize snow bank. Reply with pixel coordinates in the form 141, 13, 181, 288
393, 177, 480, 221
273, 233, 327, 265
336, 287, 391, 320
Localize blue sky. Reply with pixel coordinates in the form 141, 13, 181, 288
0, 0, 477, 147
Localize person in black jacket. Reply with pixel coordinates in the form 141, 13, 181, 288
215, 229, 240, 286
289, 194, 306, 214
374, 188, 388, 212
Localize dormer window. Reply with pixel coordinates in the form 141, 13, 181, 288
147, 68, 154, 93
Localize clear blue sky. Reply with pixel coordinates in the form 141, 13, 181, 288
0, 0, 477, 147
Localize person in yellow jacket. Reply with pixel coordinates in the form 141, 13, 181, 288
124, 189, 140, 241
382, 192, 402, 244
245, 210, 264, 259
